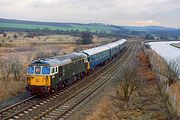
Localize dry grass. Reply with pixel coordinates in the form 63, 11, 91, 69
86, 97, 119, 120
170, 81, 180, 115
0, 80, 26, 101
0, 34, 111, 58
137, 51, 156, 82
86, 85, 168, 120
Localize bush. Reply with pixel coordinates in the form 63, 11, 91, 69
76, 32, 93, 45
0, 57, 25, 81
116, 66, 142, 101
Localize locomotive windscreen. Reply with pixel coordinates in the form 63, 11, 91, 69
28, 66, 34, 74
27, 66, 51, 75
42, 67, 50, 74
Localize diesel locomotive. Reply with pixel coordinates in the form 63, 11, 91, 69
26, 39, 127, 95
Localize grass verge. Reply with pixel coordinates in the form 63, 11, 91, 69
0, 80, 26, 101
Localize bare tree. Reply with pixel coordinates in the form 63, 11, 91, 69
2, 32, 7, 46
0, 57, 13, 81
161, 58, 180, 85
116, 66, 142, 101
51, 48, 61, 56
13, 34, 17, 39
77, 32, 93, 45
11, 57, 24, 81
0, 57, 25, 81
2, 32, 7, 38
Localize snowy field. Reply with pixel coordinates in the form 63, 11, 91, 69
148, 41, 180, 62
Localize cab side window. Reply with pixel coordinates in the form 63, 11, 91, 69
52, 68, 55, 74
56, 67, 58, 73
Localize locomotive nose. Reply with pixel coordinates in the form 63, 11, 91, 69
27, 76, 50, 86
35, 78, 39, 82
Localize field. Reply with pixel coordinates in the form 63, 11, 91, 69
0, 32, 116, 100
0, 22, 117, 33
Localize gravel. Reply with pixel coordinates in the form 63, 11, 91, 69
0, 92, 31, 110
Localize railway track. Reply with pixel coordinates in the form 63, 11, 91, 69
0, 95, 36, 118
33, 43, 138, 120
34, 44, 137, 120
0, 42, 135, 120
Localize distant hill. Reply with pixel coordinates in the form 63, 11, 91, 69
0, 18, 71, 27
0, 18, 177, 33
0, 18, 119, 33
124, 26, 177, 31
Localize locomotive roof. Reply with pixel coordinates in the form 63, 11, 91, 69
83, 45, 110, 56
30, 52, 86, 67
54, 52, 86, 61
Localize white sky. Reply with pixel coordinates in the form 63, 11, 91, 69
0, 0, 179, 28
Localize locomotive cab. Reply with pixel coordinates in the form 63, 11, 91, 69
27, 66, 51, 86
26, 63, 57, 95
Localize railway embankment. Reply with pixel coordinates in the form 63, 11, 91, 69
143, 43, 180, 119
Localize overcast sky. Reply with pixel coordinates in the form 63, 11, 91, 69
0, 0, 179, 28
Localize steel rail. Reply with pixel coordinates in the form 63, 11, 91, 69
33, 43, 137, 120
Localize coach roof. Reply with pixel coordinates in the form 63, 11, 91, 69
116, 39, 127, 45
106, 42, 119, 48
83, 45, 110, 56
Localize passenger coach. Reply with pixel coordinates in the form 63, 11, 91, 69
83, 45, 111, 70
